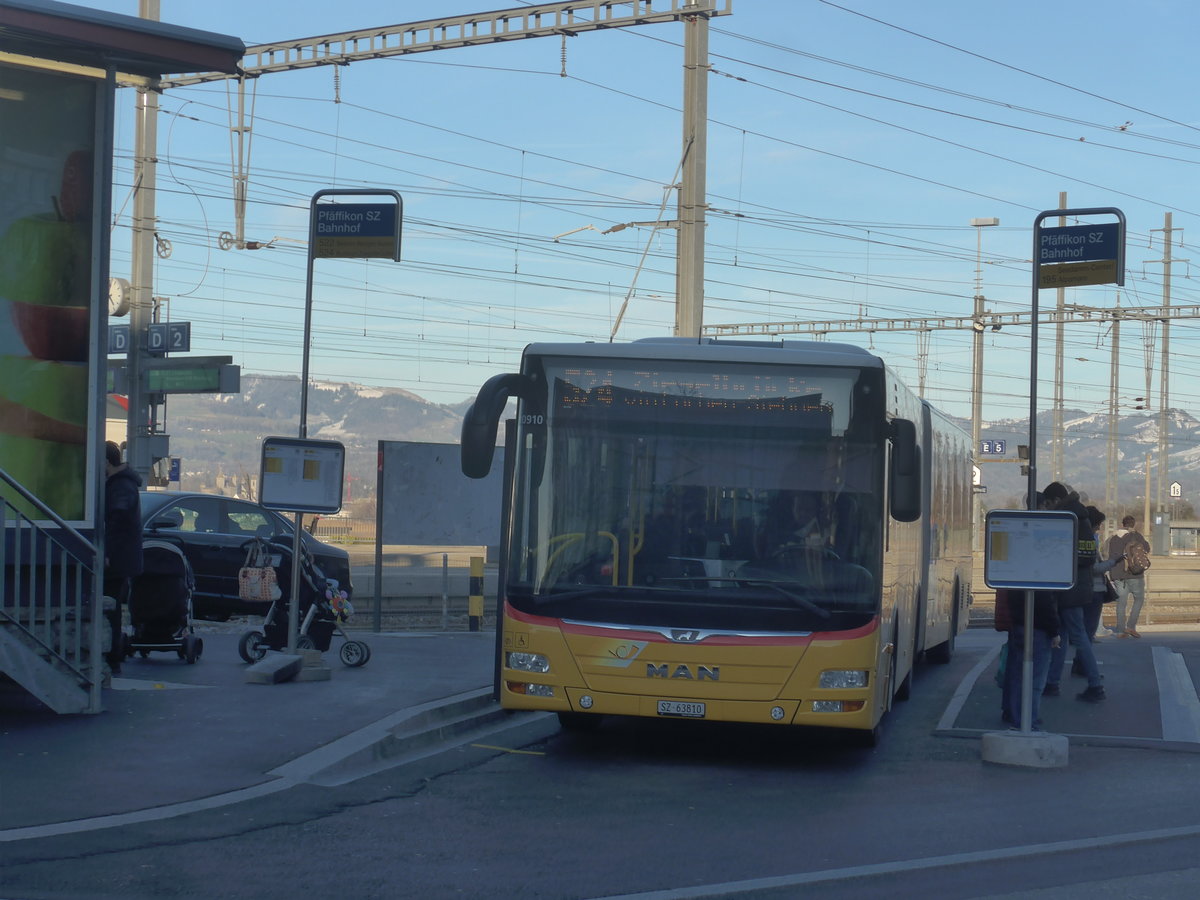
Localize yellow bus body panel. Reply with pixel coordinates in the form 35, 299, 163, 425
500, 611, 885, 731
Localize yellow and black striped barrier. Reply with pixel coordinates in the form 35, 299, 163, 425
469, 556, 484, 632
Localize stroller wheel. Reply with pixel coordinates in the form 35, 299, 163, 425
184, 636, 203, 664
297, 635, 316, 651
339, 640, 371, 668
238, 631, 268, 663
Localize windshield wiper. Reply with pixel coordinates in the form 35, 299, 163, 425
687, 576, 831, 619
528, 586, 622, 605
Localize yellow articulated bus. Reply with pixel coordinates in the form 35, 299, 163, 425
462, 338, 972, 745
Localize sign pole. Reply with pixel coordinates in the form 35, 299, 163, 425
1022, 207, 1126, 733
292, 188, 402, 653
289, 213, 321, 652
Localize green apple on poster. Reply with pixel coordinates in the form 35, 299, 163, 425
0, 65, 97, 521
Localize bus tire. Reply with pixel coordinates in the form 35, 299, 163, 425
848, 723, 881, 749
557, 712, 603, 732
895, 627, 914, 702
928, 586, 960, 664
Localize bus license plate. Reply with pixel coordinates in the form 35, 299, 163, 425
657, 700, 706, 718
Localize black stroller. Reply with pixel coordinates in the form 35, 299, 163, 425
124, 540, 203, 664
237, 537, 369, 667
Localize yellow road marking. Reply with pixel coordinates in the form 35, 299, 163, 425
470, 743, 545, 756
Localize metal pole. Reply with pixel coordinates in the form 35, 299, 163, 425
1025, 205, 1125, 733
287, 206, 320, 654
1156, 213, 1172, 513
1052, 194, 1066, 482
1106, 307, 1120, 520
970, 217, 998, 552
1144, 452, 1152, 538
374, 441, 384, 634
675, 0, 712, 338
295, 188, 401, 650
1021, 218, 1043, 734
441, 553, 449, 631
127, 0, 160, 482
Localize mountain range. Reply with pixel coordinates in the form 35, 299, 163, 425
161, 374, 1200, 516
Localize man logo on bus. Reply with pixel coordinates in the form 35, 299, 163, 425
646, 663, 719, 681
669, 630, 703, 643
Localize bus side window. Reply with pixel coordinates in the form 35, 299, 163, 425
889, 419, 920, 522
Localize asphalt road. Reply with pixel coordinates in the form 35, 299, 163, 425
2, 630, 1199, 899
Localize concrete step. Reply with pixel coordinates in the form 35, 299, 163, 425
0, 627, 91, 714
269, 687, 553, 787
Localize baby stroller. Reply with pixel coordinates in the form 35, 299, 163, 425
237, 536, 370, 668
124, 539, 203, 664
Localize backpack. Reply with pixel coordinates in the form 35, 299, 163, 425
1125, 539, 1151, 576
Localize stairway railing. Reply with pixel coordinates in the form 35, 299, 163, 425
1, 468, 101, 713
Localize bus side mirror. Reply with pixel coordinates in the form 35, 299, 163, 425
461, 373, 530, 478
889, 418, 921, 523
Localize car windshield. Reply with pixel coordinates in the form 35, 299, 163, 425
141, 494, 291, 540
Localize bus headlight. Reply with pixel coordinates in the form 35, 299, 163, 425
813, 700, 866, 713
507, 682, 554, 698
819, 669, 869, 689
507, 651, 550, 673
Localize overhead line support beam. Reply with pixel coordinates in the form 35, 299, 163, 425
161, 0, 732, 87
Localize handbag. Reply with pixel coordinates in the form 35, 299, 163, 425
993, 588, 1012, 631
238, 540, 281, 603
1103, 576, 1119, 604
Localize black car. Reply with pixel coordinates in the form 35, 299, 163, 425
139, 491, 354, 621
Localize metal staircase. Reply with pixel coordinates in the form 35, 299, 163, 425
1, 469, 102, 714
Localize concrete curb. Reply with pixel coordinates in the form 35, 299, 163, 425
269, 688, 555, 787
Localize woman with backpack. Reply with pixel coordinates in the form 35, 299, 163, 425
1106, 515, 1152, 638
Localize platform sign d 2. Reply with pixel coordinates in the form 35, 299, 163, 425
312, 200, 402, 260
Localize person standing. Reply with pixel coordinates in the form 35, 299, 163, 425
1001, 587, 1060, 730
1071, 506, 1121, 677
1040, 482, 1106, 703
1107, 515, 1151, 638
1084, 506, 1121, 640
103, 441, 143, 674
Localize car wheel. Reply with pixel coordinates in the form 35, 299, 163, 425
339, 640, 370, 667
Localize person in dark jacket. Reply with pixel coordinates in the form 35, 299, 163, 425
1040, 482, 1105, 703
1001, 586, 1060, 730
104, 441, 143, 673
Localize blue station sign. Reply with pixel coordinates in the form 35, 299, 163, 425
312, 201, 402, 260
1037, 221, 1122, 288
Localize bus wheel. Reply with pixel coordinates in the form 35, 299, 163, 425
848, 723, 881, 749
557, 712, 603, 732
929, 592, 959, 664
895, 644, 913, 701
893, 620, 914, 702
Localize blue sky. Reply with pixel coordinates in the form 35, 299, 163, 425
80, 0, 1200, 429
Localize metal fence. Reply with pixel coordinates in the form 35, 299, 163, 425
307, 518, 495, 631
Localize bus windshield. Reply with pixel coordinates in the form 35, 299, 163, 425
506, 357, 886, 633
